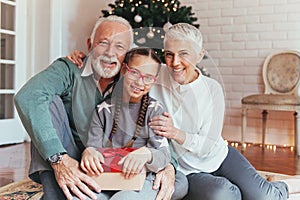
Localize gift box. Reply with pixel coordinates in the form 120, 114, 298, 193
91, 148, 146, 191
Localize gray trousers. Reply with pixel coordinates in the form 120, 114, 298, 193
29, 96, 188, 200
183, 146, 289, 200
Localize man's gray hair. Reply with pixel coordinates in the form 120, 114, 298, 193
164, 23, 203, 53
90, 15, 134, 48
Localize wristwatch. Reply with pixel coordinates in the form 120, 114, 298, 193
47, 152, 67, 165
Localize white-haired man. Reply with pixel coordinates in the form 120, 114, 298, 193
15, 15, 133, 200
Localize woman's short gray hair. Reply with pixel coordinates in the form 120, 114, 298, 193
90, 15, 134, 48
164, 23, 203, 53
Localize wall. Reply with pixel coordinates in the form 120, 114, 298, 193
183, 0, 300, 145
26, 0, 113, 74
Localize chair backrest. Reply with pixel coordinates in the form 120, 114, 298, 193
263, 50, 300, 95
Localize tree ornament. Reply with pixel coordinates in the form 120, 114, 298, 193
163, 21, 172, 32
134, 14, 142, 23
146, 27, 155, 39
136, 37, 146, 44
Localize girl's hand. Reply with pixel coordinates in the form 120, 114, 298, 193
66, 50, 86, 68
118, 146, 151, 179
80, 147, 105, 176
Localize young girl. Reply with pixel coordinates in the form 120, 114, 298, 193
79, 47, 171, 200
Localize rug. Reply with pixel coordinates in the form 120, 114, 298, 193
0, 178, 43, 200
0, 172, 299, 200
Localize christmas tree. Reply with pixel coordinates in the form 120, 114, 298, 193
102, 0, 199, 61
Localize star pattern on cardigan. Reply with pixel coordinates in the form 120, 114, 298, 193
148, 100, 163, 111
97, 102, 113, 114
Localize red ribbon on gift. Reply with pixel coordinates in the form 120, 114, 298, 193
97, 148, 136, 172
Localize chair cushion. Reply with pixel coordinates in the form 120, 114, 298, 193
267, 53, 300, 93
242, 94, 300, 105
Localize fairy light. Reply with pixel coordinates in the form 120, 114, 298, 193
242, 143, 247, 149
134, 31, 139, 36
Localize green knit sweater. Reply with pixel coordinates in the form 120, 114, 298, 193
14, 57, 111, 160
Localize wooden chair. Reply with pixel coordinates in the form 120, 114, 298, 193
241, 50, 300, 156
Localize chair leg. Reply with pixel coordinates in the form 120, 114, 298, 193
294, 112, 300, 156
241, 108, 247, 151
262, 110, 268, 150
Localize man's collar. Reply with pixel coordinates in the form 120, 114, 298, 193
81, 56, 93, 77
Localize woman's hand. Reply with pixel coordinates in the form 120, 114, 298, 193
118, 146, 151, 179
149, 112, 185, 144
66, 50, 86, 68
80, 147, 105, 176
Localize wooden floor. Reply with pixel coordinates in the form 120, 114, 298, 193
0, 141, 299, 188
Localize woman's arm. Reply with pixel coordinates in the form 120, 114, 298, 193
149, 79, 225, 155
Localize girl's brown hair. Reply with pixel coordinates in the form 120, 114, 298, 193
123, 47, 162, 75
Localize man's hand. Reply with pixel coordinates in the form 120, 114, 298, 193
66, 50, 86, 68
118, 146, 151, 179
153, 164, 175, 200
51, 154, 101, 200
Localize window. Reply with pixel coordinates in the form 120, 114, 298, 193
0, 0, 16, 120
0, 0, 27, 145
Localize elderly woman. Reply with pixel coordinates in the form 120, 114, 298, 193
148, 23, 300, 200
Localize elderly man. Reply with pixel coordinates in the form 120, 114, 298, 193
14, 15, 133, 200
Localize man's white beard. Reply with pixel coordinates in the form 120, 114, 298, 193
91, 55, 121, 78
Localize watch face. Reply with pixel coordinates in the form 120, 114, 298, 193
50, 154, 59, 162
48, 154, 62, 163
